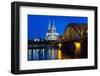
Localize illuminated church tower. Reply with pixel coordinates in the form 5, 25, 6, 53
45, 20, 59, 40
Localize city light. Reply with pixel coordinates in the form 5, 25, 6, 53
74, 42, 81, 54
75, 42, 80, 49
58, 43, 62, 48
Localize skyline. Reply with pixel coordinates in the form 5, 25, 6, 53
28, 15, 88, 40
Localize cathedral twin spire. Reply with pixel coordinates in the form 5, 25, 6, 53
48, 20, 56, 33
45, 19, 59, 40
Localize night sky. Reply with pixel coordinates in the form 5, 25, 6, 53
28, 15, 88, 40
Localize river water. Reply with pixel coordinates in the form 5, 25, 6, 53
28, 47, 64, 61
28, 40, 88, 61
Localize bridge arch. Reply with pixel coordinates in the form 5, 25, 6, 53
62, 23, 87, 41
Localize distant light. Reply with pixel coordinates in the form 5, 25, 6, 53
74, 42, 81, 54
34, 38, 40, 42
75, 42, 80, 50
58, 43, 62, 48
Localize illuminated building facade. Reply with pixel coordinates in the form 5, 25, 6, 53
45, 20, 59, 40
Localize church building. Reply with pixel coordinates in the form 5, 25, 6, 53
45, 20, 59, 40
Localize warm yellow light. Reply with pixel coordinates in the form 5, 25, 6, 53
58, 43, 62, 48
58, 49, 62, 60
74, 42, 81, 56
75, 42, 81, 50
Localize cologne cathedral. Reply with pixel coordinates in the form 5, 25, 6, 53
45, 20, 59, 40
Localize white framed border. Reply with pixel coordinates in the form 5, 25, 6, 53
19, 6, 95, 70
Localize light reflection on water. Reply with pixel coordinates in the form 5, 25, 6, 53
28, 41, 87, 61
28, 47, 63, 61
28, 40, 88, 61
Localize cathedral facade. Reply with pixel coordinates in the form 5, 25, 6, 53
45, 20, 59, 40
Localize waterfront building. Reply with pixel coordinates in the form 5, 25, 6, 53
45, 20, 59, 40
